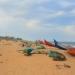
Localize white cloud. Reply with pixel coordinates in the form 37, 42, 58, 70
69, 9, 75, 16
50, 25, 75, 40
23, 0, 49, 4
0, 0, 75, 41
40, 24, 75, 38
0, 0, 9, 3
0, 0, 10, 5
0, 7, 26, 30
47, 11, 65, 18
16, 0, 49, 7
57, 0, 74, 8
0, 9, 17, 30
53, 11, 65, 16
23, 20, 41, 29
63, 25, 75, 36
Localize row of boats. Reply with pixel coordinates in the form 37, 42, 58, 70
37, 39, 75, 56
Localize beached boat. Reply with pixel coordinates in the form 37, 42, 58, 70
44, 40, 54, 47
54, 40, 67, 50
67, 48, 75, 56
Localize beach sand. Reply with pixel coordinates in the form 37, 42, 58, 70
0, 40, 75, 75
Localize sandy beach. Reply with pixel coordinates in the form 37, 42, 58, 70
0, 40, 75, 75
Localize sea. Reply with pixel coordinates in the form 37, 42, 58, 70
60, 42, 75, 48
52, 42, 75, 48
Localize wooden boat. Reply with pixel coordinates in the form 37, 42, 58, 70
54, 40, 67, 50
67, 48, 75, 56
44, 40, 54, 47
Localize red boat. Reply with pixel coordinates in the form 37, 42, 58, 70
44, 40, 54, 47
67, 48, 75, 56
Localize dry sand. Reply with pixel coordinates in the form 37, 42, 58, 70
0, 40, 75, 75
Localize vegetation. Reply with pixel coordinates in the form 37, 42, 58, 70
0, 36, 23, 41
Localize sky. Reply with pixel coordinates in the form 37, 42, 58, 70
0, 0, 75, 41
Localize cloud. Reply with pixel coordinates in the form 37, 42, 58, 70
57, 0, 75, 8
0, 0, 75, 41
69, 9, 75, 16
24, 20, 40, 29
47, 11, 65, 18
63, 25, 75, 36
0, 9, 15, 30
0, 0, 9, 3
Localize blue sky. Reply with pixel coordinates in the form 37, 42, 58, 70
0, 0, 75, 41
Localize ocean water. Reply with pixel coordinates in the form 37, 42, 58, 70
61, 42, 75, 48
52, 41, 75, 48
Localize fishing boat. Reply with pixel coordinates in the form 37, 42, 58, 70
44, 40, 54, 47
67, 48, 75, 56
54, 40, 67, 50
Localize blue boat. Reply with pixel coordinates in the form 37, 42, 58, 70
54, 40, 67, 50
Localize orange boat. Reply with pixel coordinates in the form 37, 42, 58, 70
67, 48, 75, 56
